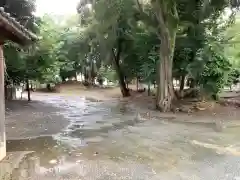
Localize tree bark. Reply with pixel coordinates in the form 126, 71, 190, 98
190, 79, 196, 88
75, 71, 78, 81
46, 83, 51, 91
21, 85, 23, 100
125, 76, 129, 89
180, 75, 185, 91
83, 68, 88, 84
148, 82, 151, 96
112, 40, 130, 97
114, 59, 130, 97
26, 79, 31, 101
156, 52, 173, 111
179, 75, 185, 98
155, 1, 178, 112
136, 77, 139, 91
156, 26, 177, 111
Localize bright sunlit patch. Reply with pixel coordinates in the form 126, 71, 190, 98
49, 159, 58, 164
35, 0, 80, 16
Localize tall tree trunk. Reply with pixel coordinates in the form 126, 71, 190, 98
180, 75, 185, 91
179, 75, 185, 98
125, 76, 129, 89
136, 77, 139, 91
156, 27, 177, 112
112, 40, 130, 97
114, 59, 130, 97
88, 69, 91, 84
156, 51, 174, 111
46, 83, 51, 91
148, 82, 151, 96
190, 79, 196, 88
21, 86, 23, 100
10, 84, 13, 100
26, 79, 31, 101
154, 1, 178, 112
84, 68, 88, 84
75, 71, 78, 81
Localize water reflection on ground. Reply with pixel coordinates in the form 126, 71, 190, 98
6, 94, 240, 179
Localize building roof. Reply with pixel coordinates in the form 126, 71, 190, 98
0, 7, 37, 45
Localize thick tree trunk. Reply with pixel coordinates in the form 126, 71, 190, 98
156, 53, 174, 111
114, 61, 130, 97
46, 83, 51, 91
150, 0, 178, 112
189, 79, 196, 88
179, 75, 185, 98
180, 75, 185, 91
26, 79, 31, 101
156, 31, 176, 112
112, 40, 130, 97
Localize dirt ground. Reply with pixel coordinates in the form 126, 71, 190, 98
5, 83, 240, 180
55, 83, 124, 100
6, 83, 240, 141
39, 83, 240, 124
5, 100, 69, 140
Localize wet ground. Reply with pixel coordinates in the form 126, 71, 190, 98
5, 93, 240, 179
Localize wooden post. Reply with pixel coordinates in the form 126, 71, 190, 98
0, 44, 6, 161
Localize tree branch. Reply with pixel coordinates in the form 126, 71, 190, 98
112, 38, 122, 63
200, 0, 210, 21
172, 1, 179, 22
111, 48, 117, 61
136, 0, 157, 25
153, 0, 168, 37
136, 0, 144, 14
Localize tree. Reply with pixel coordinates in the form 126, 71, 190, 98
2, 0, 38, 101
77, 0, 139, 96
135, 0, 240, 111
4, 13, 66, 100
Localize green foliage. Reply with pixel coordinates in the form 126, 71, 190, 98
225, 16, 240, 68
227, 68, 240, 86
4, 0, 240, 103
199, 48, 231, 96
4, 43, 26, 84
171, 0, 237, 98
3, 0, 38, 84
98, 64, 118, 82
4, 13, 64, 85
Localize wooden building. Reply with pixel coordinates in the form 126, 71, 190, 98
0, 7, 37, 161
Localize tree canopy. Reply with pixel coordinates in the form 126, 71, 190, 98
3, 0, 240, 111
